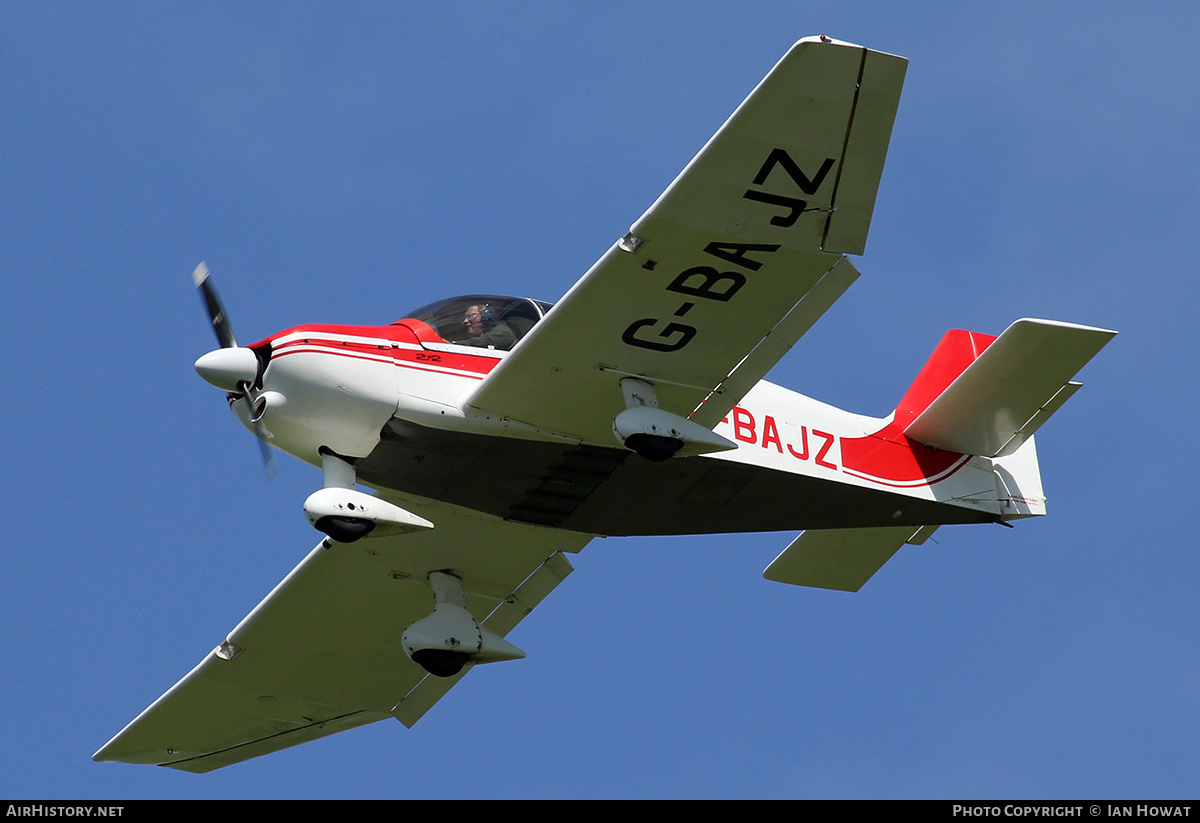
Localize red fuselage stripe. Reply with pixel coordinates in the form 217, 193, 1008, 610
270, 337, 498, 378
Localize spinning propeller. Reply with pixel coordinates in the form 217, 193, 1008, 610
192, 262, 278, 477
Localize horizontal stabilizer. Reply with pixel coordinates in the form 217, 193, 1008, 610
905, 319, 1116, 457
764, 525, 937, 592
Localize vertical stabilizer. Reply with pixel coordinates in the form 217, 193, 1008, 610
893, 328, 998, 428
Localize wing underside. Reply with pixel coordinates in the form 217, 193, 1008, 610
466, 38, 907, 444
94, 498, 590, 772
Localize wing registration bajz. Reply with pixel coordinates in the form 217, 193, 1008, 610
465, 37, 906, 443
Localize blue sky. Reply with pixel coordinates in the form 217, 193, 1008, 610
2, 2, 1196, 799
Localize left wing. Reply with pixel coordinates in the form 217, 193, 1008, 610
465, 37, 906, 443
94, 498, 589, 772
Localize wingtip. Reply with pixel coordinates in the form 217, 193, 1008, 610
795, 34, 861, 49
191, 261, 210, 287
1012, 317, 1118, 334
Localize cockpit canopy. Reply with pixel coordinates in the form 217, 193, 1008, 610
395, 295, 554, 351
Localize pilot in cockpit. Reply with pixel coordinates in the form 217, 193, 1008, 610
462, 304, 517, 350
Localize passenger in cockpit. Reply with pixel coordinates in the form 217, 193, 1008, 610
461, 304, 517, 350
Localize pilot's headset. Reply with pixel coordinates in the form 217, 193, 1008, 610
462, 303, 495, 327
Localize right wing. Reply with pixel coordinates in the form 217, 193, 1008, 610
465, 37, 907, 444
94, 497, 590, 772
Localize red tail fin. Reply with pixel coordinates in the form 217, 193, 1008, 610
893, 329, 997, 428
839, 328, 997, 487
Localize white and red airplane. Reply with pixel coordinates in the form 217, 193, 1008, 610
95, 36, 1115, 772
